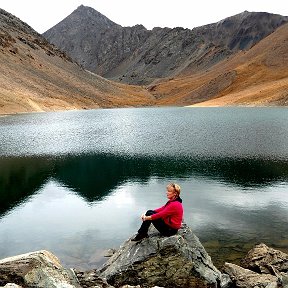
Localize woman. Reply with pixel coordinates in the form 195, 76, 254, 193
132, 183, 183, 241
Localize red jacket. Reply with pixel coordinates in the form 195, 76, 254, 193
151, 198, 183, 229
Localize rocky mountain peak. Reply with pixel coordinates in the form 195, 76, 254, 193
72, 5, 120, 29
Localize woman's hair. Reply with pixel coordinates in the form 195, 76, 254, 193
167, 183, 181, 197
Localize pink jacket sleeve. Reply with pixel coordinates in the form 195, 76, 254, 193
151, 203, 176, 220
154, 205, 166, 213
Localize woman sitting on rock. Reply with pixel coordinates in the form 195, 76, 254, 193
132, 183, 183, 241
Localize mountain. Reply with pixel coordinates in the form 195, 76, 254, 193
0, 8, 152, 115
148, 22, 288, 106
44, 6, 288, 85
1, 6, 288, 114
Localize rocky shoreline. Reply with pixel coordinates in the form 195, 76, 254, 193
0, 224, 287, 288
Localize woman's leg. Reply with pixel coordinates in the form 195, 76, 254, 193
132, 210, 155, 241
132, 210, 177, 241
152, 218, 178, 236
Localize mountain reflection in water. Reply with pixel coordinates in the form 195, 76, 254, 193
1, 154, 288, 269
2, 154, 288, 215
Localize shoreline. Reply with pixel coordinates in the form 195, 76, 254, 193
1, 104, 287, 117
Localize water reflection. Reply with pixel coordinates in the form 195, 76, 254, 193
0, 155, 288, 215
1, 154, 288, 268
1, 154, 288, 217
0, 157, 53, 216
54, 154, 152, 202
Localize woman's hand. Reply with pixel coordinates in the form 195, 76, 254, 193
142, 215, 152, 221
141, 214, 151, 221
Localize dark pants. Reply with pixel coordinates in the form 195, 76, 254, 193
138, 210, 178, 236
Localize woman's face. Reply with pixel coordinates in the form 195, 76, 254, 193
166, 186, 177, 200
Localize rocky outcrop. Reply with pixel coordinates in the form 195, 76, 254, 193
0, 250, 80, 287
240, 243, 288, 275
2, 238, 288, 288
100, 223, 231, 288
223, 244, 288, 288
43, 6, 288, 85
223, 262, 279, 288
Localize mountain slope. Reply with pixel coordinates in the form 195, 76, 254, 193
44, 6, 288, 85
1, 6, 288, 114
0, 8, 152, 115
148, 22, 288, 106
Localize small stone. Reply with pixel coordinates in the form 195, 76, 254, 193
103, 249, 117, 257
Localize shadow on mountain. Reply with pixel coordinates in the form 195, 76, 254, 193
1, 154, 288, 216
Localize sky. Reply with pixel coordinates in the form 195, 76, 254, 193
0, 0, 287, 33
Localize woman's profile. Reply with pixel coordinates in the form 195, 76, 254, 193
132, 183, 183, 241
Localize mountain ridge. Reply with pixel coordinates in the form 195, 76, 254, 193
44, 6, 288, 85
148, 22, 288, 106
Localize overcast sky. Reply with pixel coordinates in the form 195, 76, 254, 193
1, 0, 287, 33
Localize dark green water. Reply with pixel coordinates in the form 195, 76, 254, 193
1, 107, 288, 270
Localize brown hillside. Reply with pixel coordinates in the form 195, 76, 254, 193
0, 9, 153, 115
149, 23, 288, 107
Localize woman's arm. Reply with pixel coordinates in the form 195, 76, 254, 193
151, 205, 175, 220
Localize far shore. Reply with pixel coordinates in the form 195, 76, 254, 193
1, 104, 286, 118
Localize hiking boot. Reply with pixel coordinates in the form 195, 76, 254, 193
131, 233, 148, 241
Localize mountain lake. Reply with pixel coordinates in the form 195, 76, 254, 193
1, 107, 288, 269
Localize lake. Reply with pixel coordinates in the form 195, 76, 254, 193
1, 107, 288, 270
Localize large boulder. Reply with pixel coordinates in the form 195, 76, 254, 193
223, 262, 279, 288
0, 250, 80, 288
100, 223, 230, 288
